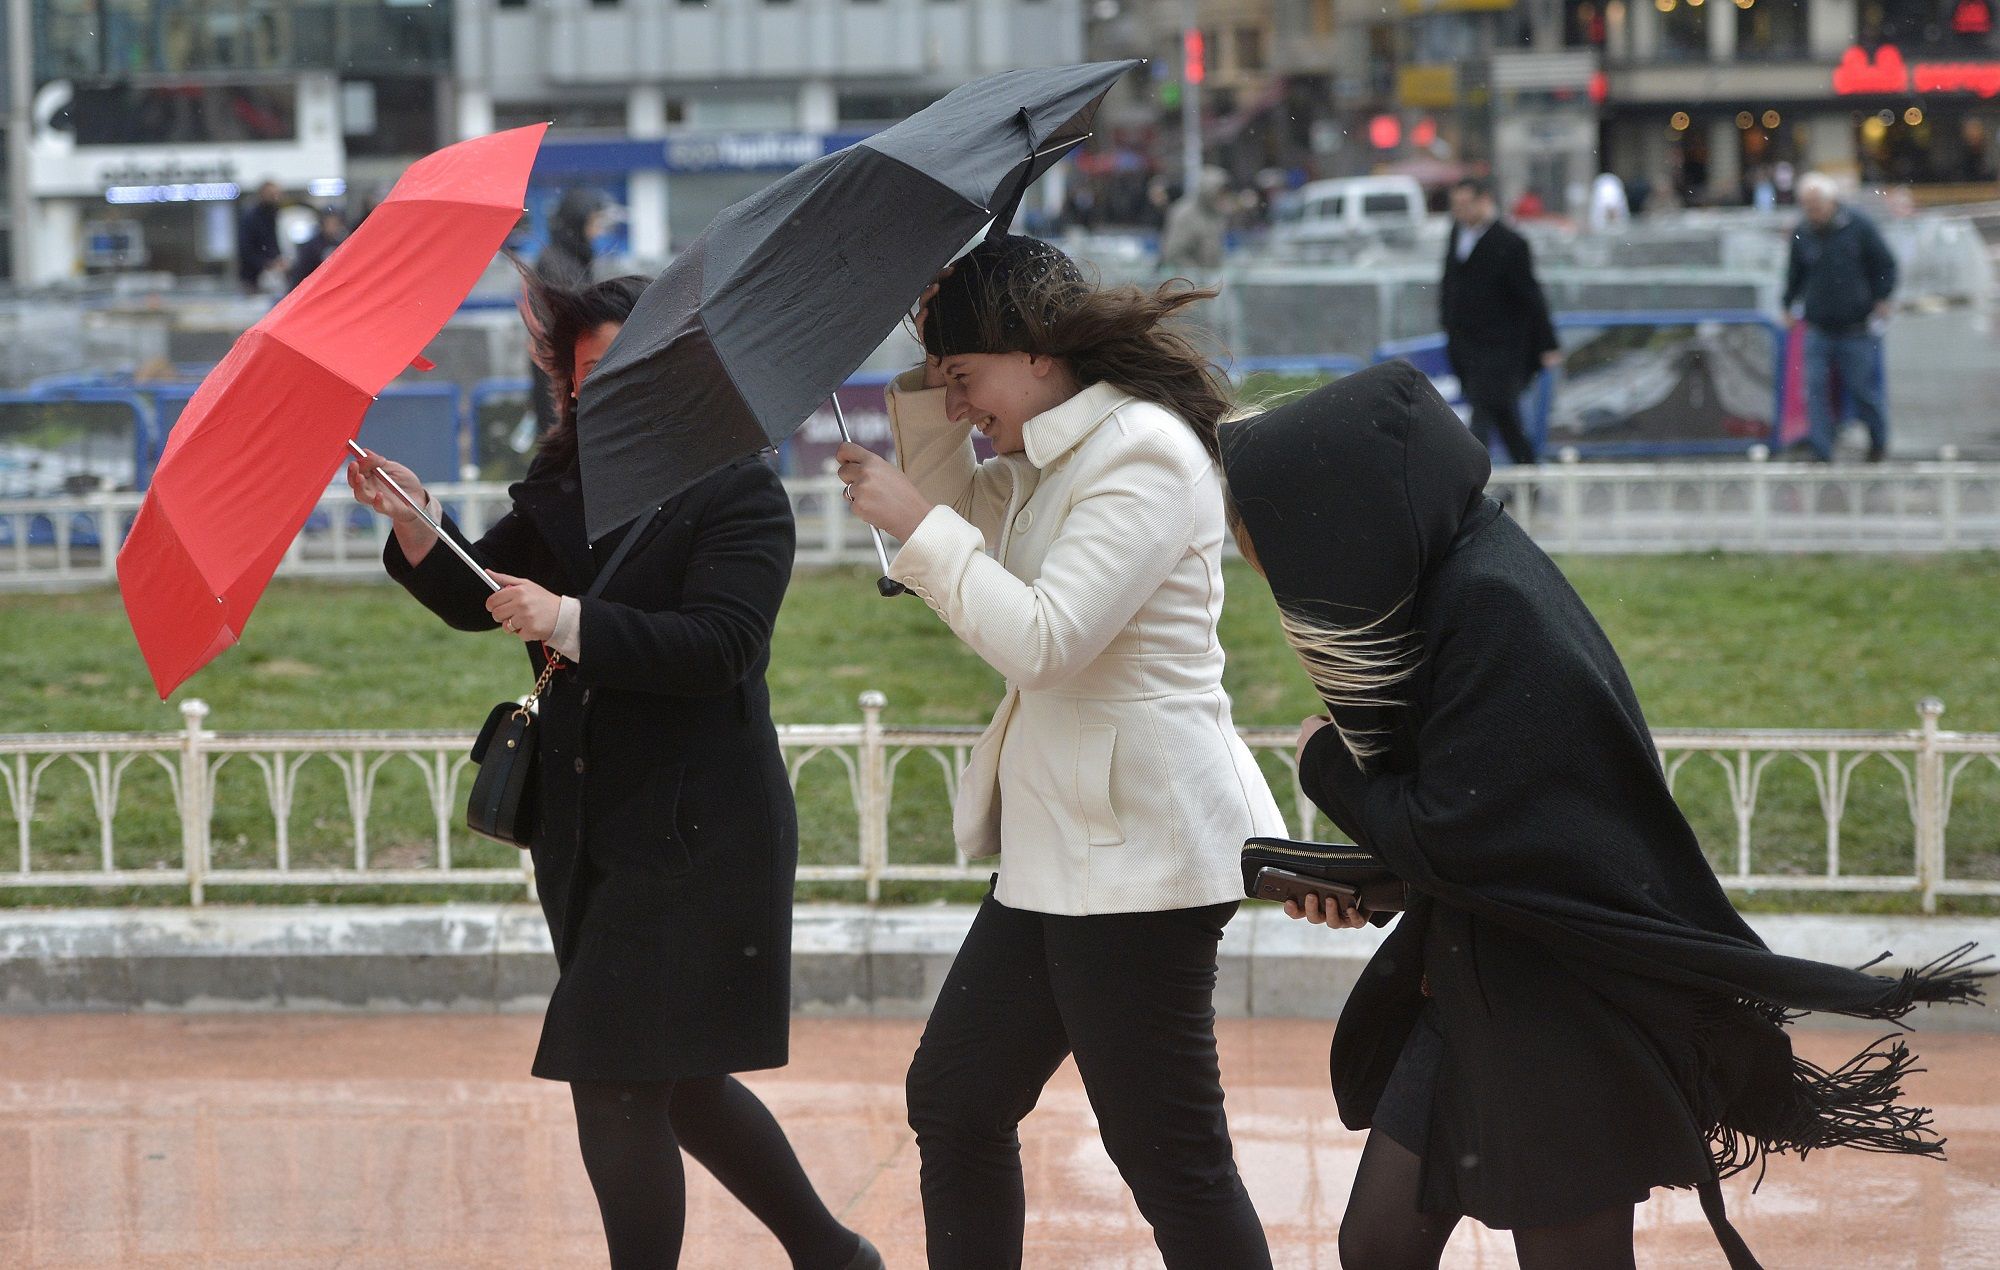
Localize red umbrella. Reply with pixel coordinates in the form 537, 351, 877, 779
117, 124, 547, 697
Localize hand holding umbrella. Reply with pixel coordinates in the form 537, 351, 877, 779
835, 444, 935, 543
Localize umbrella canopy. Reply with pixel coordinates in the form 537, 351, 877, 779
576, 61, 1139, 540
117, 124, 547, 697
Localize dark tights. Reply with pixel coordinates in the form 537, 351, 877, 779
1339, 1132, 1636, 1270
570, 1075, 861, 1270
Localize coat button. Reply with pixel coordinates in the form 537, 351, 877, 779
573, 757, 586, 775
1015, 508, 1034, 531
581, 689, 591, 706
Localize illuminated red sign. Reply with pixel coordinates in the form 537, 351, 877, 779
1833, 44, 2000, 96
1915, 61, 2000, 95
1954, 0, 1993, 35
1833, 45, 1910, 95
1184, 29, 1205, 86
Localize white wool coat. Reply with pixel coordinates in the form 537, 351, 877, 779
885, 370, 1284, 915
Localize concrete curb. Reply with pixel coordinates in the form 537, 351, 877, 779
0, 905, 1991, 1027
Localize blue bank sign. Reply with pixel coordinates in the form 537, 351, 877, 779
533, 131, 875, 177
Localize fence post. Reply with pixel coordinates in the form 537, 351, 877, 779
95, 494, 120, 583
1939, 445, 1960, 549
180, 699, 211, 906
1558, 448, 1582, 554
1915, 698, 1946, 914
1748, 445, 1771, 550
858, 691, 889, 903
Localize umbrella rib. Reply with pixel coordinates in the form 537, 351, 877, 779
239, 327, 381, 400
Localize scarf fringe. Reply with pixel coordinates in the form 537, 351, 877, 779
1861, 942, 1993, 1021
1706, 1032, 1946, 1187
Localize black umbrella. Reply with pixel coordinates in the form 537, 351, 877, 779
575, 59, 1141, 590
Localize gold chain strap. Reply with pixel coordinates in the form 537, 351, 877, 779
512, 646, 565, 721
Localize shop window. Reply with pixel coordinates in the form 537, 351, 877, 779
494, 99, 630, 133
1565, 0, 1609, 47
1861, 0, 2000, 53
67, 81, 298, 146
1653, 0, 1708, 62
1237, 26, 1268, 71
1858, 106, 2000, 183
1736, 0, 1806, 57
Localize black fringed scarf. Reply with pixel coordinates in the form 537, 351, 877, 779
1221, 361, 1988, 1267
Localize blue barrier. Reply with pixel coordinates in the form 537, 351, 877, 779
1373, 310, 1788, 461
1226, 354, 1365, 382
0, 391, 155, 548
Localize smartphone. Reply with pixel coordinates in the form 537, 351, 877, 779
1253, 867, 1361, 914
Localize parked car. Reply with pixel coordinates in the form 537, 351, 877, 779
1268, 176, 1428, 253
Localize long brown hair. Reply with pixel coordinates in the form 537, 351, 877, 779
513, 257, 648, 468
927, 239, 1233, 460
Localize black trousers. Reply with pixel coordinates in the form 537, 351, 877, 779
1464, 374, 1540, 466
906, 890, 1271, 1270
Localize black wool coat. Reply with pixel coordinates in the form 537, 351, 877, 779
388, 454, 798, 1082
1438, 219, 1558, 393
1223, 362, 1983, 1265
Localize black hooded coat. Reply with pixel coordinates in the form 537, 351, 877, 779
1220, 361, 1984, 1265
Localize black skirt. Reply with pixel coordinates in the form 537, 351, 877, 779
1368, 903, 1708, 1230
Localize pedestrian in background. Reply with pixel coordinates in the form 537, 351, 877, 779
1439, 177, 1561, 465
528, 189, 615, 442
235, 181, 284, 295
1785, 172, 1898, 463
1159, 166, 1230, 273
286, 206, 348, 292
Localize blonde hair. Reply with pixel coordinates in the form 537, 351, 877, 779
1278, 605, 1420, 762
1221, 452, 1420, 763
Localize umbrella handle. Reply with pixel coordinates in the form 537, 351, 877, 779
345, 440, 503, 593
828, 398, 909, 599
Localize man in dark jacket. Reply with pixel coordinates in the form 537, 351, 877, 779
1785, 173, 1898, 462
235, 182, 284, 294
1439, 177, 1561, 465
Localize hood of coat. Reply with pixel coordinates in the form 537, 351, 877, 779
1219, 359, 1491, 641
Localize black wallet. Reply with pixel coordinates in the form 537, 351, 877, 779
1240, 836, 1408, 923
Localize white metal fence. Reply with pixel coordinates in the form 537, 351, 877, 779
3, 695, 1994, 912
7, 456, 2000, 592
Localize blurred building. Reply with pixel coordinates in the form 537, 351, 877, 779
1602, 0, 2000, 206
12, 0, 452, 282
456, 0, 1086, 266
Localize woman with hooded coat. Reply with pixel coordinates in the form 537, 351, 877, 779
349, 271, 880, 1270
1218, 360, 1985, 1270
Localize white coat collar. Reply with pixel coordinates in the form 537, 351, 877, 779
1021, 381, 1134, 469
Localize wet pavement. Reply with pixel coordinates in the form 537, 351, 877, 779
0, 1016, 1994, 1268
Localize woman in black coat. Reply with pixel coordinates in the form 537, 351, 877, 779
348, 274, 880, 1270
1219, 360, 1984, 1270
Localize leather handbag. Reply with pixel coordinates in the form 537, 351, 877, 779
462, 504, 660, 849
465, 652, 561, 848
1240, 835, 1408, 924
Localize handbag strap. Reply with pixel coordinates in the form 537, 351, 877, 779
583, 504, 663, 601
517, 504, 663, 718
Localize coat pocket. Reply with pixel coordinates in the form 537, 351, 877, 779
649, 765, 696, 879
1075, 723, 1125, 846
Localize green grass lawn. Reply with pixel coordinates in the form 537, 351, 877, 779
6, 554, 1998, 911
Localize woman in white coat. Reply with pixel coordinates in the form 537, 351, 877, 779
837, 235, 1285, 1270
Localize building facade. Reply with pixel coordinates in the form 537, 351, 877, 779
1602, 0, 2000, 206
455, 0, 1086, 265
14, 0, 452, 282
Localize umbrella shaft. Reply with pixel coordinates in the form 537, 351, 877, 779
829, 398, 899, 580
345, 439, 502, 593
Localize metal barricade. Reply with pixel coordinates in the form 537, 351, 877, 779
1374, 310, 1788, 460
